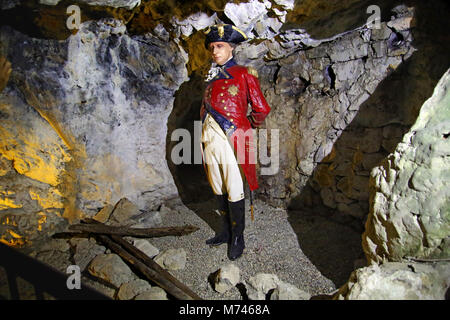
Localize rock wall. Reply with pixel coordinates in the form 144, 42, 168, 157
236, 5, 415, 212
333, 67, 450, 300
334, 261, 450, 300
0, 18, 188, 246
0, 0, 445, 249
169, 2, 416, 212
362, 68, 450, 264
284, 1, 450, 225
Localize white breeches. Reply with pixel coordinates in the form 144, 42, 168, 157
201, 114, 245, 202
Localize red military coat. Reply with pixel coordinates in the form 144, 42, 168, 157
200, 58, 271, 191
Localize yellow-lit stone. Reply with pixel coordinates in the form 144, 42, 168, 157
313, 164, 335, 187
37, 212, 47, 232
29, 188, 64, 210
0, 189, 23, 210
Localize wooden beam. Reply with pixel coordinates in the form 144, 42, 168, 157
69, 223, 199, 238
96, 234, 202, 300
109, 234, 202, 300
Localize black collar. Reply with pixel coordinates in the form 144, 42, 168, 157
219, 58, 237, 70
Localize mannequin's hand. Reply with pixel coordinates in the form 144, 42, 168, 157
0, 56, 12, 93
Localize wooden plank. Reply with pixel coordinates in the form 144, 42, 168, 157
69, 223, 199, 238
96, 234, 201, 300
109, 234, 202, 300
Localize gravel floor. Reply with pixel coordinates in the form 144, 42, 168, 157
149, 197, 364, 300
0, 196, 364, 300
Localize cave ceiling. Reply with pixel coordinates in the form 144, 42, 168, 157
0, 0, 408, 40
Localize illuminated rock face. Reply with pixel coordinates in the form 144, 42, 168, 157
363, 69, 450, 264
0, 94, 69, 247
0, 1, 442, 248
232, 5, 416, 211
0, 18, 188, 246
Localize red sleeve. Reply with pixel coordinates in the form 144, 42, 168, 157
245, 70, 271, 128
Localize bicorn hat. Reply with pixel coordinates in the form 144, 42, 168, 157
204, 24, 247, 48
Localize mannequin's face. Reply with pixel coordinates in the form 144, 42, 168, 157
209, 41, 234, 66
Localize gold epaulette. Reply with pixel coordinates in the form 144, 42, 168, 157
246, 66, 259, 78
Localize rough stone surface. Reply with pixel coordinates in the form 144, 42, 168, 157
0, 2, 418, 246
0, 17, 188, 245
88, 253, 136, 288
334, 262, 450, 300
93, 204, 114, 223
110, 198, 141, 224
134, 286, 168, 300
131, 238, 159, 258
230, 5, 416, 216
154, 248, 187, 271
117, 279, 152, 300
39, 0, 141, 9
362, 68, 450, 264
245, 273, 280, 300
270, 281, 311, 300
213, 263, 240, 293
71, 237, 106, 271
1, 0, 448, 302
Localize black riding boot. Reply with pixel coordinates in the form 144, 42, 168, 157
228, 199, 245, 260
206, 194, 231, 246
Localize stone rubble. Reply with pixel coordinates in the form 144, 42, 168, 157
213, 263, 240, 293
71, 237, 106, 271
135, 287, 168, 300
88, 253, 137, 288
154, 248, 187, 271
334, 262, 450, 300
270, 280, 311, 300
117, 279, 152, 300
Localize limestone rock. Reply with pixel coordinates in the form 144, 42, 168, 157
131, 239, 159, 259
110, 198, 141, 224
37, 239, 70, 253
82, 276, 116, 299
134, 287, 168, 300
362, 68, 450, 264
270, 281, 311, 300
117, 279, 152, 300
335, 262, 450, 300
93, 204, 114, 223
245, 273, 280, 300
154, 248, 186, 271
35, 250, 71, 273
129, 211, 162, 228
224, 0, 270, 37
72, 237, 106, 271
213, 263, 240, 293
75, 0, 141, 9
172, 12, 216, 38
0, 16, 189, 244
88, 253, 136, 288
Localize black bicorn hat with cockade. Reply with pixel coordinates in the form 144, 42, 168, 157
204, 24, 247, 48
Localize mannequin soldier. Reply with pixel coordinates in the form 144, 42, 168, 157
200, 24, 271, 260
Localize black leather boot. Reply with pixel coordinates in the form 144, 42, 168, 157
206, 194, 230, 246
228, 199, 245, 260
